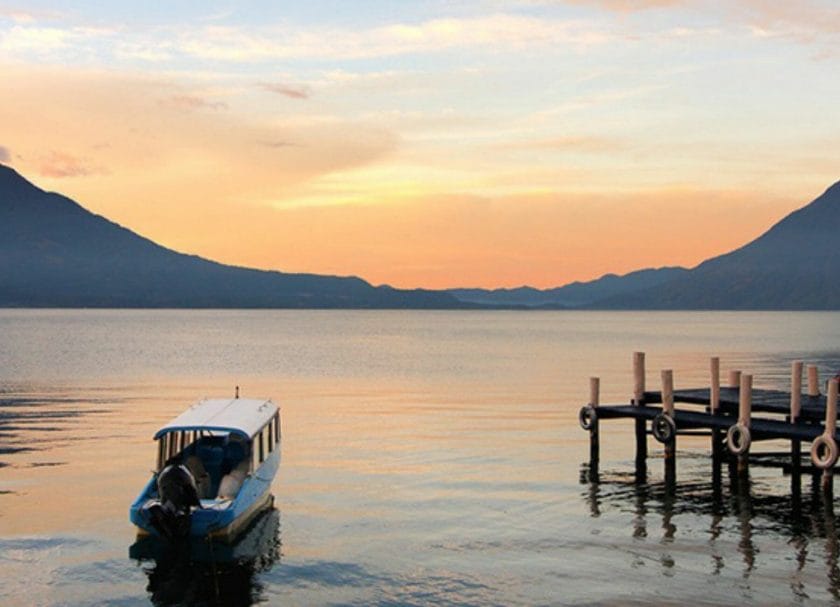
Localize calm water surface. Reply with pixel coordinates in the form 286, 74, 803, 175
2, 310, 840, 605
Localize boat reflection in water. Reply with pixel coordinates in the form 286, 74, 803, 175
130, 508, 281, 606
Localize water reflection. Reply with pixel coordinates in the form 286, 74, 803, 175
130, 508, 281, 607
581, 458, 840, 601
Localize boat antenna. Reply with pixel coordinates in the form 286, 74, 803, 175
235, 385, 239, 399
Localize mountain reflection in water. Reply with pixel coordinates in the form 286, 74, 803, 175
130, 509, 281, 607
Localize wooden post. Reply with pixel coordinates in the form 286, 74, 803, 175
823, 379, 838, 493
826, 379, 837, 436
738, 374, 752, 475
729, 367, 741, 470
662, 369, 676, 486
662, 369, 674, 416
808, 365, 820, 397
791, 361, 803, 476
710, 357, 721, 458
589, 376, 600, 475
633, 352, 647, 468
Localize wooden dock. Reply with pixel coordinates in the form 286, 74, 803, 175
580, 354, 840, 493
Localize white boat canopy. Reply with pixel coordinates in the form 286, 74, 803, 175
153, 398, 278, 440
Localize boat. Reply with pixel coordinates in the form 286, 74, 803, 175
130, 393, 280, 542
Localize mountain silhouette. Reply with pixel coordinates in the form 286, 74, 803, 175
448, 267, 688, 308
593, 181, 840, 309
4, 163, 839, 310
0, 164, 463, 308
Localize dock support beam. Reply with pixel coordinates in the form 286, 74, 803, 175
633, 352, 647, 479
662, 369, 676, 487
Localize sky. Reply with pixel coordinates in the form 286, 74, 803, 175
1, 1, 839, 289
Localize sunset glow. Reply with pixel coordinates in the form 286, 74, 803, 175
2, 1, 839, 288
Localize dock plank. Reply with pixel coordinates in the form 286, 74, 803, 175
642, 387, 827, 421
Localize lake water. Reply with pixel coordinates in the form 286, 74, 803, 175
2, 310, 840, 606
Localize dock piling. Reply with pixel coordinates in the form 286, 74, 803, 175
589, 376, 600, 475
791, 361, 803, 476
661, 369, 676, 486
710, 357, 721, 459
808, 365, 820, 397
739, 374, 753, 475
812, 379, 839, 492
726, 373, 753, 475
729, 370, 741, 389
824, 377, 838, 494
633, 352, 647, 469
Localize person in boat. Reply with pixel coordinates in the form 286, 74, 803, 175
148, 456, 202, 539
217, 434, 251, 499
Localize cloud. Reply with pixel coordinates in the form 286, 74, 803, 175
164, 14, 612, 62
0, 63, 401, 250
0, 25, 77, 52
258, 82, 311, 99
0, 145, 10, 163
0, 7, 65, 24
732, 0, 840, 42
542, 0, 681, 11
504, 135, 626, 153
160, 94, 228, 111
259, 140, 300, 148
35, 151, 105, 178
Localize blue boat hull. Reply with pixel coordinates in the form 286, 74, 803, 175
130, 450, 280, 542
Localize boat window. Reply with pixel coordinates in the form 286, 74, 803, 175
275, 412, 281, 443
258, 427, 265, 463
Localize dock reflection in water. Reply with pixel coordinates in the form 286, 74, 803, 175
582, 457, 840, 602
130, 508, 281, 607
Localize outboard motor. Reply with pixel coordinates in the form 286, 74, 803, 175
148, 464, 201, 540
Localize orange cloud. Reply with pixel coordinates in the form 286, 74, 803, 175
35, 151, 105, 178
160, 94, 228, 111
532, 0, 680, 11
258, 82, 311, 99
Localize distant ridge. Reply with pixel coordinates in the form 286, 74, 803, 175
592, 180, 840, 309
0, 164, 465, 308
448, 267, 689, 308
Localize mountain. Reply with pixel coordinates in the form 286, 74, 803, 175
0, 164, 464, 308
448, 267, 689, 308
593, 180, 840, 309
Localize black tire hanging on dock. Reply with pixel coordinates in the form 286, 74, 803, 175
651, 413, 676, 444
811, 435, 839, 470
726, 423, 751, 455
579, 405, 597, 431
